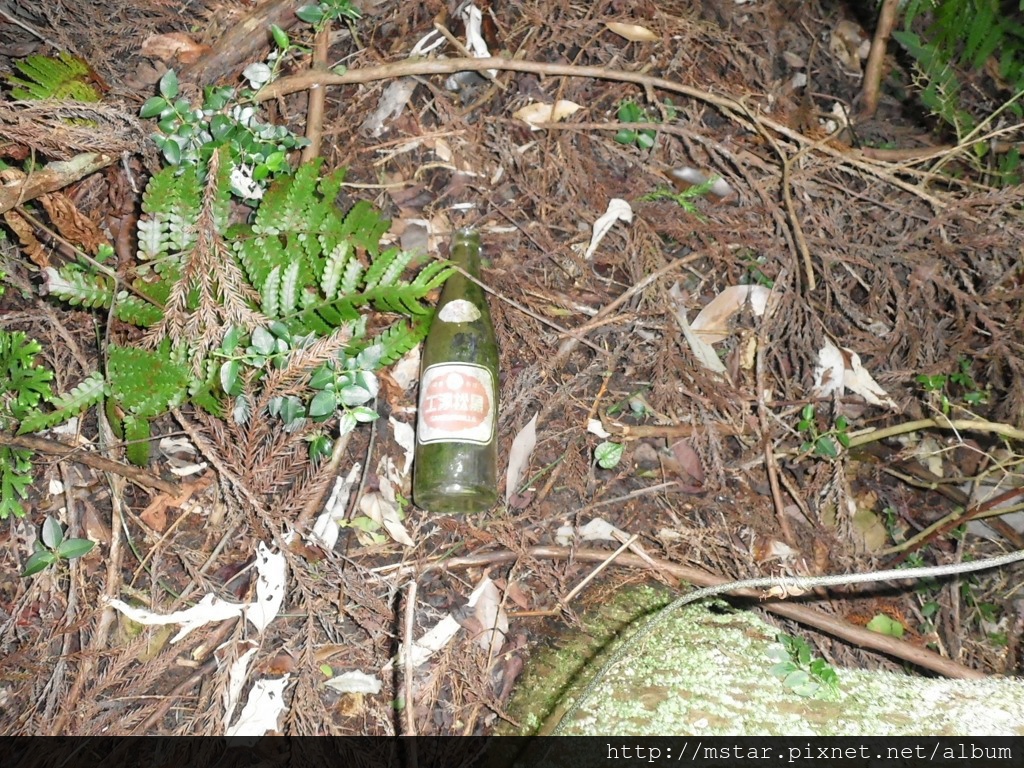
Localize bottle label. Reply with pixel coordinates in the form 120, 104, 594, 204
417, 363, 495, 445
438, 300, 481, 323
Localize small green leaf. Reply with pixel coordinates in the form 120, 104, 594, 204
350, 406, 378, 423
814, 436, 838, 458
309, 434, 332, 460
251, 326, 275, 356
161, 139, 181, 166
296, 4, 326, 24
159, 69, 179, 100
271, 24, 290, 50
220, 360, 241, 396
22, 550, 56, 577
141, 96, 168, 118
41, 515, 64, 549
221, 325, 244, 355
320, 664, 333, 677
55, 538, 95, 560
595, 441, 624, 469
308, 390, 338, 418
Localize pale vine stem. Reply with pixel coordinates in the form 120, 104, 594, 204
548, 547, 1024, 734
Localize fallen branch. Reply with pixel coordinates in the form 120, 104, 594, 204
0, 433, 180, 496
0, 153, 116, 215
259, 56, 949, 209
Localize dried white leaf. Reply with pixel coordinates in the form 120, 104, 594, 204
670, 284, 726, 374
605, 21, 659, 41
106, 593, 244, 644
584, 199, 633, 260
225, 675, 291, 737
505, 413, 538, 502
468, 576, 508, 657
324, 670, 383, 695
222, 647, 257, 728
691, 285, 774, 343
460, 3, 495, 72
813, 339, 897, 409
104, 542, 286, 642
586, 418, 611, 438
390, 417, 416, 478
359, 78, 417, 137
554, 517, 625, 546
359, 492, 415, 547
513, 100, 582, 129
246, 543, 287, 634
387, 615, 462, 670
48, 478, 64, 496
389, 346, 421, 392
311, 464, 361, 550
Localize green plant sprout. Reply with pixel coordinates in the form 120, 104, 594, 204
797, 404, 851, 459
22, 515, 96, 577
915, 356, 989, 414
296, 0, 362, 30
595, 441, 624, 469
613, 100, 657, 149
766, 633, 840, 699
639, 175, 719, 217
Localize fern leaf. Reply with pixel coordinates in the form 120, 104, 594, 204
114, 294, 165, 327
17, 371, 107, 434
262, 265, 282, 316
280, 261, 301, 315
341, 200, 390, 257
7, 51, 100, 101
44, 266, 114, 310
121, 415, 153, 467
339, 256, 365, 296
107, 345, 190, 420
412, 260, 455, 292
0, 444, 33, 519
138, 164, 201, 265
321, 241, 351, 300
365, 247, 415, 290
359, 315, 434, 367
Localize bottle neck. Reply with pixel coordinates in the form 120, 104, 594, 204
449, 229, 482, 278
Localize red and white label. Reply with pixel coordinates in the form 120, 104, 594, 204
417, 363, 495, 445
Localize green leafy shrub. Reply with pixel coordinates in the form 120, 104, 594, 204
894, 0, 1024, 183
32, 152, 451, 464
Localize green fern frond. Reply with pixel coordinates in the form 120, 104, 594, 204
121, 415, 153, 467
341, 200, 389, 257
363, 247, 414, 290
137, 164, 202, 265
17, 371, 107, 435
321, 241, 352, 300
7, 51, 101, 101
107, 345, 190, 420
113, 293, 165, 327
364, 315, 434, 367
45, 266, 115, 310
1, 444, 34, 519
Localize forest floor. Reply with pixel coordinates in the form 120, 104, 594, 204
1, 0, 1023, 736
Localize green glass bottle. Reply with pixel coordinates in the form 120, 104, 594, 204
413, 229, 499, 514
